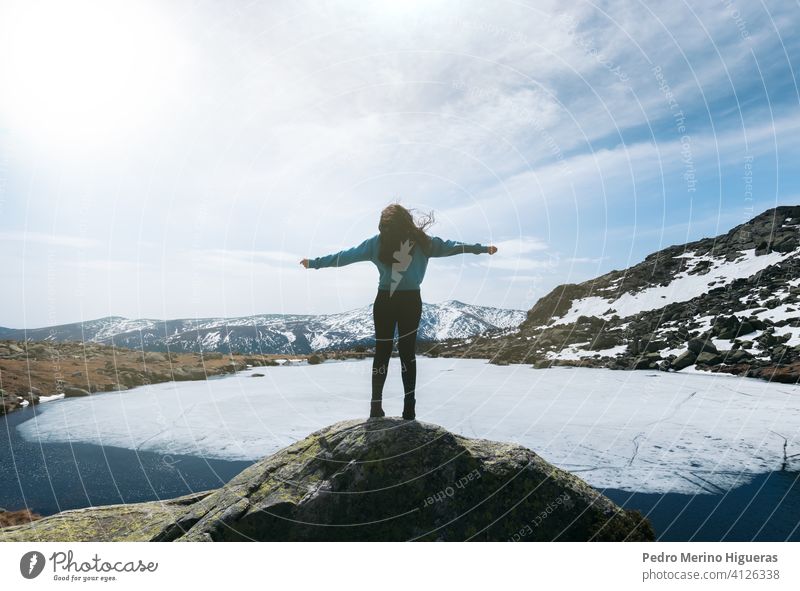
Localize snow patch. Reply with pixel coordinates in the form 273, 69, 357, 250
545, 342, 595, 361
551, 248, 798, 325
711, 338, 732, 351
774, 326, 800, 347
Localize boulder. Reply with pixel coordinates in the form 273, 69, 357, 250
172, 367, 207, 381
633, 353, 661, 370
643, 340, 668, 353
696, 351, 723, 366
0, 395, 22, 415
755, 240, 772, 256
152, 419, 653, 542
589, 333, 619, 350
1, 420, 654, 542
22, 391, 40, 405
671, 350, 697, 370
726, 349, 753, 364
687, 338, 718, 354
771, 346, 790, 362
62, 386, 91, 398
712, 315, 740, 339
170, 367, 188, 378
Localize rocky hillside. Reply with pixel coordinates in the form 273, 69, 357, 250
0, 301, 526, 355
436, 206, 800, 383
0, 418, 654, 542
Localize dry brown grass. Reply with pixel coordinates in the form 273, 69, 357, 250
0, 340, 312, 413
0, 508, 42, 528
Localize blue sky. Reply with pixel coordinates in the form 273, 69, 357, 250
1, 0, 798, 328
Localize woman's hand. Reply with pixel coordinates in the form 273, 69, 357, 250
300, 258, 310, 268
487, 246, 498, 255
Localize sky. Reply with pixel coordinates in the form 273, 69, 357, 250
1, 0, 798, 328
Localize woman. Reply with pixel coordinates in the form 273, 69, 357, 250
300, 203, 497, 420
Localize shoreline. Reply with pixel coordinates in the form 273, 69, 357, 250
0, 338, 370, 417
3, 359, 800, 540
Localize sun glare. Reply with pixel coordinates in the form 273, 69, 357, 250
1, 0, 185, 149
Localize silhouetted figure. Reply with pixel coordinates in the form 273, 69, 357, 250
301, 203, 497, 420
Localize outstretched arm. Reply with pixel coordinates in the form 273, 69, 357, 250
428, 236, 497, 257
301, 235, 377, 269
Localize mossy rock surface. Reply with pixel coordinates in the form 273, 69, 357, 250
1, 419, 654, 542
0, 491, 213, 542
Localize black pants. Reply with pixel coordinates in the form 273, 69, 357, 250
372, 289, 422, 400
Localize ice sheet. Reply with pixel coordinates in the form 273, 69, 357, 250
17, 358, 800, 495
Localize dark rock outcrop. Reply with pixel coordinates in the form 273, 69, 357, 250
0, 419, 654, 542
436, 205, 800, 383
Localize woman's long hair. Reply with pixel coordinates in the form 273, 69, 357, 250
377, 202, 434, 266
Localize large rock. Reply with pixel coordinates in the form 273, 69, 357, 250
727, 349, 753, 364
0, 392, 22, 415
671, 350, 697, 370
687, 338, 718, 355
0, 419, 654, 542
0, 491, 211, 542
696, 351, 724, 366
62, 386, 91, 398
632, 353, 661, 370
153, 419, 654, 542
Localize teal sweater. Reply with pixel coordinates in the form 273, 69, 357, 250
309, 234, 490, 291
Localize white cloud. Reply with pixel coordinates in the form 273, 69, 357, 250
0, 0, 796, 325
0, 231, 98, 249
565, 256, 610, 264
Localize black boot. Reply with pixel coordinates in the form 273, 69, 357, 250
370, 399, 385, 418
402, 395, 416, 420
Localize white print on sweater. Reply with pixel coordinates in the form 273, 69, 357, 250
390, 239, 414, 296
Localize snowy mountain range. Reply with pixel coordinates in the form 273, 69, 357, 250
437, 206, 800, 383
0, 300, 526, 355
4, 206, 797, 381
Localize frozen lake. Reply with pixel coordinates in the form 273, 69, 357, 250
17, 357, 800, 496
